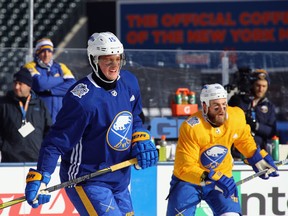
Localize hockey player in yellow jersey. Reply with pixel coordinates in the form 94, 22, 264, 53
166, 83, 279, 216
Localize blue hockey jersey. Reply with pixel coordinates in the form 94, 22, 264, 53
37, 70, 143, 191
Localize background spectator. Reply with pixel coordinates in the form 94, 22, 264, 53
229, 69, 277, 159
23, 38, 76, 123
0, 68, 52, 162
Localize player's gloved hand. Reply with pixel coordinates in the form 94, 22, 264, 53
131, 128, 158, 169
208, 169, 237, 198
246, 148, 279, 179
25, 168, 51, 208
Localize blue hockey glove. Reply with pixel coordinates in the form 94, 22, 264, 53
25, 168, 51, 208
131, 129, 158, 169
208, 169, 237, 198
247, 148, 279, 179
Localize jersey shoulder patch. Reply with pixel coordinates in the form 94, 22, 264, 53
186, 116, 200, 127
71, 83, 89, 98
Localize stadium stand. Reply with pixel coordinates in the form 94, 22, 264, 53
0, 0, 85, 95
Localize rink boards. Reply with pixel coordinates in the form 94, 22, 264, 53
0, 163, 287, 215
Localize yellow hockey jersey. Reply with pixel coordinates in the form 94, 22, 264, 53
173, 106, 257, 185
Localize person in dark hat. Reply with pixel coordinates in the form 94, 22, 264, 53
0, 67, 52, 162
22, 37, 76, 123
13, 67, 33, 97
229, 69, 277, 159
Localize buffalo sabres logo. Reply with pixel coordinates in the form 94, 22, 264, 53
71, 83, 89, 98
107, 111, 132, 151
201, 145, 228, 169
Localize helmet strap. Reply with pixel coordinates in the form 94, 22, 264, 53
90, 55, 119, 84
205, 115, 218, 127
202, 102, 209, 115
202, 102, 218, 127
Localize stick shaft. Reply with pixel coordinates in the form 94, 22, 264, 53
0, 158, 137, 210
47, 158, 137, 193
236, 158, 288, 186
0, 196, 26, 209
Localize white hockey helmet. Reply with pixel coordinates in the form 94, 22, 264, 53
87, 32, 125, 75
200, 83, 227, 106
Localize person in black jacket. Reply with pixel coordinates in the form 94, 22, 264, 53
229, 69, 277, 159
0, 68, 52, 162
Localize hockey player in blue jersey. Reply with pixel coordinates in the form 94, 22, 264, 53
24, 32, 158, 215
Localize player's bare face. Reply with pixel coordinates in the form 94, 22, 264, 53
252, 79, 268, 99
13, 81, 31, 98
38, 50, 53, 65
98, 55, 121, 81
207, 98, 227, 126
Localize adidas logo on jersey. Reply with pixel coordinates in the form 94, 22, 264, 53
130, 95, 135, 101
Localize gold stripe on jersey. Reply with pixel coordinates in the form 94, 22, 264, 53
59, 63, 75, 78
75, 186, 98, 216
23, 62, 39, 76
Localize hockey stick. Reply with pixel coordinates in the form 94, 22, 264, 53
0, 158, 137, 210
213, 158, 288, 194
236, 158, 288, 186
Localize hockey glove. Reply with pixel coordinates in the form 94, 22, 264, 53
246, 148, 279, 179
208, 169, 237, 198
131, 128, 158, 169
25, 168, 51, 208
